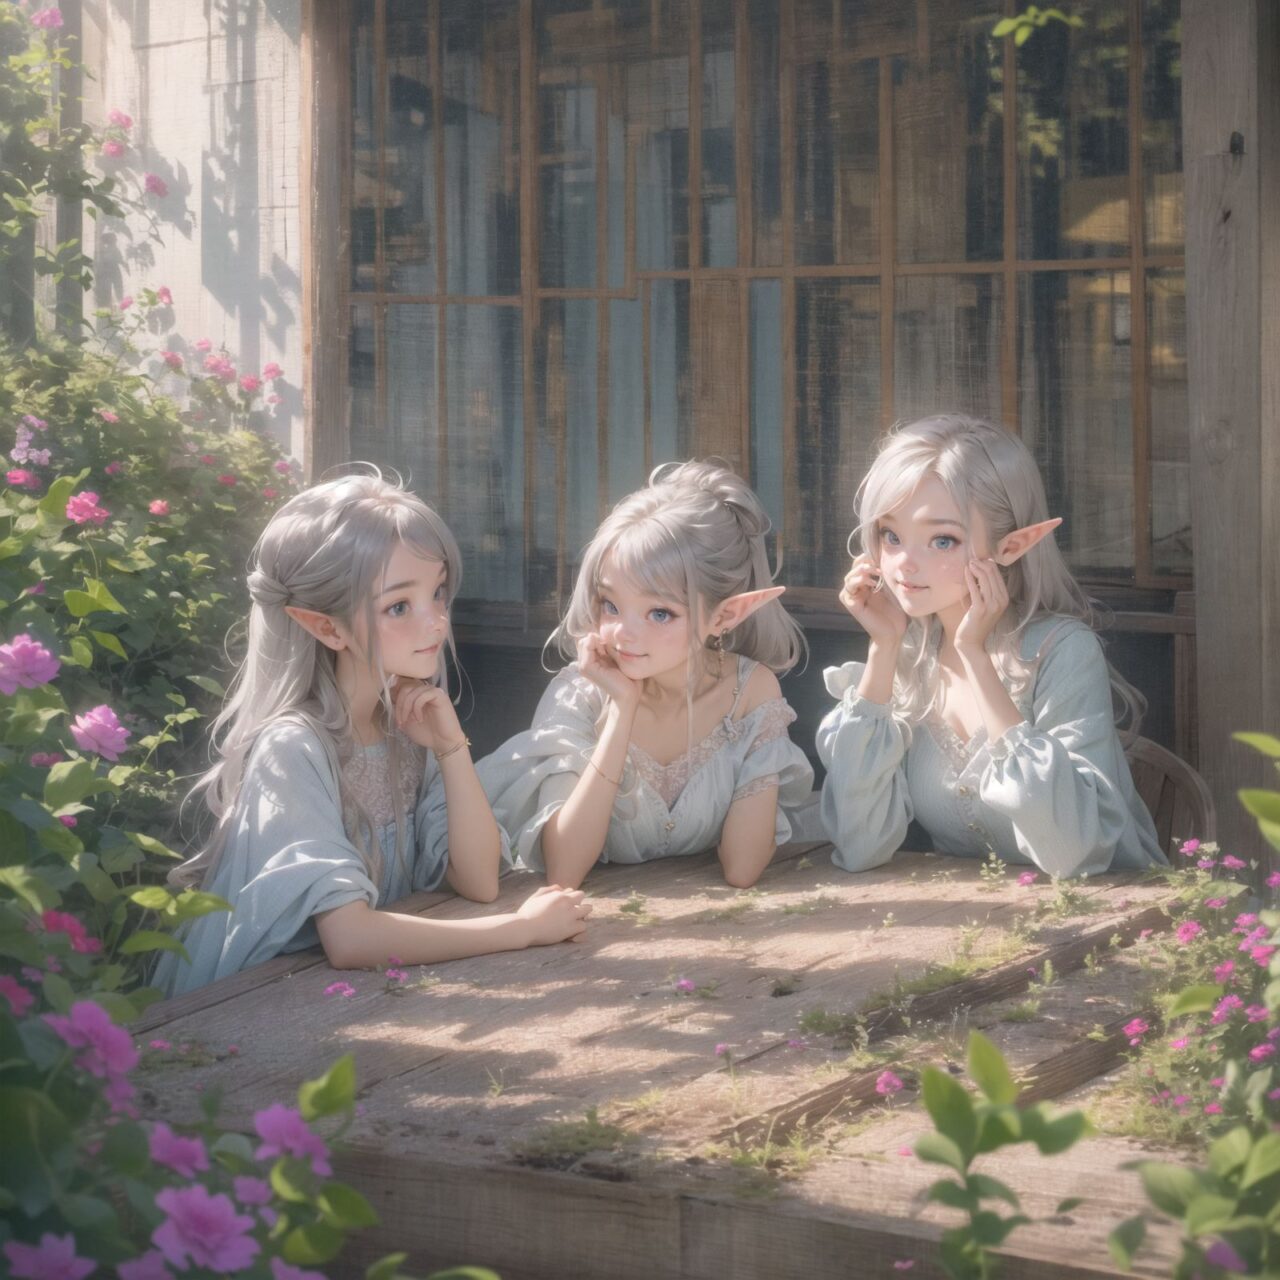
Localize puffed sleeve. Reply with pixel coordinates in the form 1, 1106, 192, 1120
414, 752, 515, 891
967, 623, 1151, 878
816, 662, 912, 873
731, 699, 816, 844
153, 722, 380, 998
475, 667, 632, 873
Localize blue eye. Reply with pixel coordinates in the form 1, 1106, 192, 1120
932, 535, 959, 551
434, 583, 448, 603
880, 528, 900, 546
649, 608, 673, 624
387, 600, 410, 618
599, 598, 618, 616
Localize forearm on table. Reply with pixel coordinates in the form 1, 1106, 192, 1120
437, 749, 503, 902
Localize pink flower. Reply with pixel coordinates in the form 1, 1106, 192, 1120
1204, 897, 1227, 909
714, 1043, 730, 1057
1210, 1076, 1225, 1088
1211, 995, 1244, 1025
22, 415, 48, 431
239, 374, 261, 394
271, 1261, 329, 1280
3, 1233, 93, 1280
263, 362, 283, 380
57, 815, 76, 828
232, 1176, 272, 1206
897, 1145, 914, 1156
1175, 920, 1203, 945
41, 910, 101, 954
160, 349, 183, 369
1138, 928, 1153, 940
1270, 1088, 1280, 1101
44, 1000, 137, 1078
1251, 945, 1277, 967
267, 393, 283, 406
65, 490, 110, 525
1204, 1102, 1223, 1115
1221, 855, 1247, 870
24, 581, 46, 596
227, 1043, 240, 1055
1246, 1005, 1268, 1022
1197, 858, 1216, 870
104, 460, 123, 475
1017, 871, 1037, 886
674, 978, 696, 993
1216, 960, 1239, 984
194, 337, 212, 351
149, 1039, 171, 1051
1267, 871, 1280, 889
149, 1122, 210, 1178
118, 296, 133, 312
144, 173, 169, 198
100, 139, 125, 159
876, 1070, 904, 1096
1239, 926, 1268, 951
385, 968, 406, 983
262, 487, 280, 499
217, 473, 237, 487
70, 704, 130, 761
1249, 1043, 1276, 1062
30, 752, 63, 766
1169, 1037, 1189, 1050
252, 1103, 332, 1175
1235, 913, 1259, 930
149, 499, 170, 516
7, 468, 40, 490
152, 1186, 259, 1273
118, 1251, 173, 1280
96, 408, 119, 423
0, 633, 60, 694
198, 453, 217, 465
30, 8, 65, 31
156, 285, 173, 305
0, 975, 33, 1017
1179, 838, 1201, 855
274, 458, 292, 474
1204, 1240, 1249, 1273
1123, 1018, 1149, 1045
1172, 1094, 1190, 1108
108, 108, 134, 128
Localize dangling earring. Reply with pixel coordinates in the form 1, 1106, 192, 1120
706, 629, 725, 679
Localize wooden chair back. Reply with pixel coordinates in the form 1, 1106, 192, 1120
1126, 735, 1216, 853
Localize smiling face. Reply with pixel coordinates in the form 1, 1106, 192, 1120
875, 474, 993, 620
363, 540, 451, 682
594, 551, 708, 682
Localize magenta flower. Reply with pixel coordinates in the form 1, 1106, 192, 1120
1235, 913, 1259, 930
70, 704, 130, 761
152, 1186, 259, 1273
1267, 871, 1280, 889
3, 1233, 93, 1280
271, 1261, 329, 1280
159, 349, 183, 370
1210, 1076, 1225, 1088
194, 337, 212, 351
1169, 1036, 1189, 1050
0, 633, 60, 694
118, 1251, 173, 1280
96, 408, 119, 423
149, 499, 170, 516
673, 978, 695, 994
149, 1038, 171, 1051
1249, 1043, 1276, 1063
1204, 897, 1227, 909
1251, 945, 1277, 967
24, 581, 46, 596
263, 362, 283, 380
714, 1042, 730, 1057
1196, 857, 1216, 870
1179, 838, 1200, 855
1175, 920, 1203, 945
232, 1176, 272, 1206
57, 815, 76, 829
149, 1122, 210, 1178
30, 8, 65, 30
104, 460, 123, 476
1204, 1101, 1223, 1115
198, 453, 217, 465
892, 1263, 916, 1273
274, 458, 293, 474
876, 1070, 904, 1096
1239, 926, 1268, 951
324, 981, 354, 998
156, 285, 173, 305
22, 415, 48, 431
118, 296, 133, 311
1203, 1241, 1248, 1274
385, 968, 406, 982
1221, 855, 1247, 870
66, 491, 110, 525
1211, 995, 1244, 1025
44, 1000, 137, 1078
1017, 871, 1037, 886
262, 486, 280, 499
6, 468, 40, 490
41, 910, 101, 954
1246, 1005, 1268, 1022
0, 975, 33, 1017
144, 173, 169, 198
252, 1103, 332, 1175
217, 473, 238, 487
267, 393, 283, 407
239, 374, 262, 394
107, 108, 133, 128
1123, 1018, 1150, 1045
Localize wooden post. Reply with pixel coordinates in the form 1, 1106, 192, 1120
1183, 0, 1280, 864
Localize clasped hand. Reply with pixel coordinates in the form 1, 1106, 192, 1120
954, 558, 1009, 658
576, 633, 642, 711
391, 677, 466, 755
838, 555, 908, 646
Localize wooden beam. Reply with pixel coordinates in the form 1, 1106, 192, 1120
1183, 0, 1279, 863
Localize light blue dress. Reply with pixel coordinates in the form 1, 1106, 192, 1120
476, 656, 815, 873
153, 720, 489, 997
816, 616, 1167, 879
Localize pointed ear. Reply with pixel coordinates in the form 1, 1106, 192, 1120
994, 518, 1062, 566
284, 605, 349, 651
710, 585, 786, 633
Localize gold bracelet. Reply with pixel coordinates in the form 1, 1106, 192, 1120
588, 758, 621, 787
435, 735, 471, 762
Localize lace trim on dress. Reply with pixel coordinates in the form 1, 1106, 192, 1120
628, 698, 796, 810
341, 734, 426, 829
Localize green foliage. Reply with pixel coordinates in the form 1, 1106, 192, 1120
916, 1031, 1090, 1279
993, 6, 1085, 47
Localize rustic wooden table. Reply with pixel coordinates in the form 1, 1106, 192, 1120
136, 844, 1183, 1279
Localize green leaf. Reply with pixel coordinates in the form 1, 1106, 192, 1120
169, 889, 232, 922
426, 1271, 503, 1280
58, 1191, 117, 1231
44, 758, 114, 809
969, 1210, 1031, 1246
72, 853, 118, 904
283, 1223, 346, 1266
63, 590, 99, 618
187, 674, 226, 698
1137, 1161, 1208, 1217
37, 473, 86, 522
1184, 1192, 1239, 1236
1239, 789, 1280, 824
1055, 1197, 1083, 1214
1208, 1127, 1253, 1178
211, 1132, 256, 1168
64, 635, 94, 668
128, 831, 183, 861
42, 972, 74, 1013
83, 577, 126, 613
91, 629, 127, 659
0, 1086, 73, 1215
318, 1181, 379, 1229
992, 17, 1018, 36
101, 1119, 149, 1176
968, 1172, 1021, 1208
1021, 1105, 1090, 1155
270, 1156, 316, 1204
1108, 1215, 1145, 1270
367, 1255, 411, 1280
0, 865, 58, 912
925, 1177, 976, 1211
1014, 24, 1033, 44
129, 885, 174, 912
299, 1054, 357, 1121
1233, 732, 1280, 758
1240, 1133, 1280, 1190
920, 1066, 978, 1163
120, 931, 190, 961
967, 1030, 1018, 1105
914, 1131, 966, 1173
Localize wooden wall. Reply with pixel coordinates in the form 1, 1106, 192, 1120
1183, 0, 1280, 862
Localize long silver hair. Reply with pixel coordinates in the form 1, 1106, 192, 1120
172, 469, 462, 889
855, 415, 1142, 731
554, 458, 805, 675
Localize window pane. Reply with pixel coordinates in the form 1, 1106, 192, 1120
750, 279, 784, 530
1148, 269, 1189, 576
894, 8, 1004, 264
793, 279, 880, 588
443, 0, 521, 296
701, 0, 737, 267
748, 0, 782, 267
608, 299, 645, 504
631, 53, 691, 271
648, 279, 691, 461
539, 81, 597, 288
447, 306, 525, 602
894, 275, 1003, 425
350, 1, 378, 290
1019, 271, 1133, 577
348, 302, 378, 441
1017, 2, 1130, 261
1143, 0, 1183, 254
